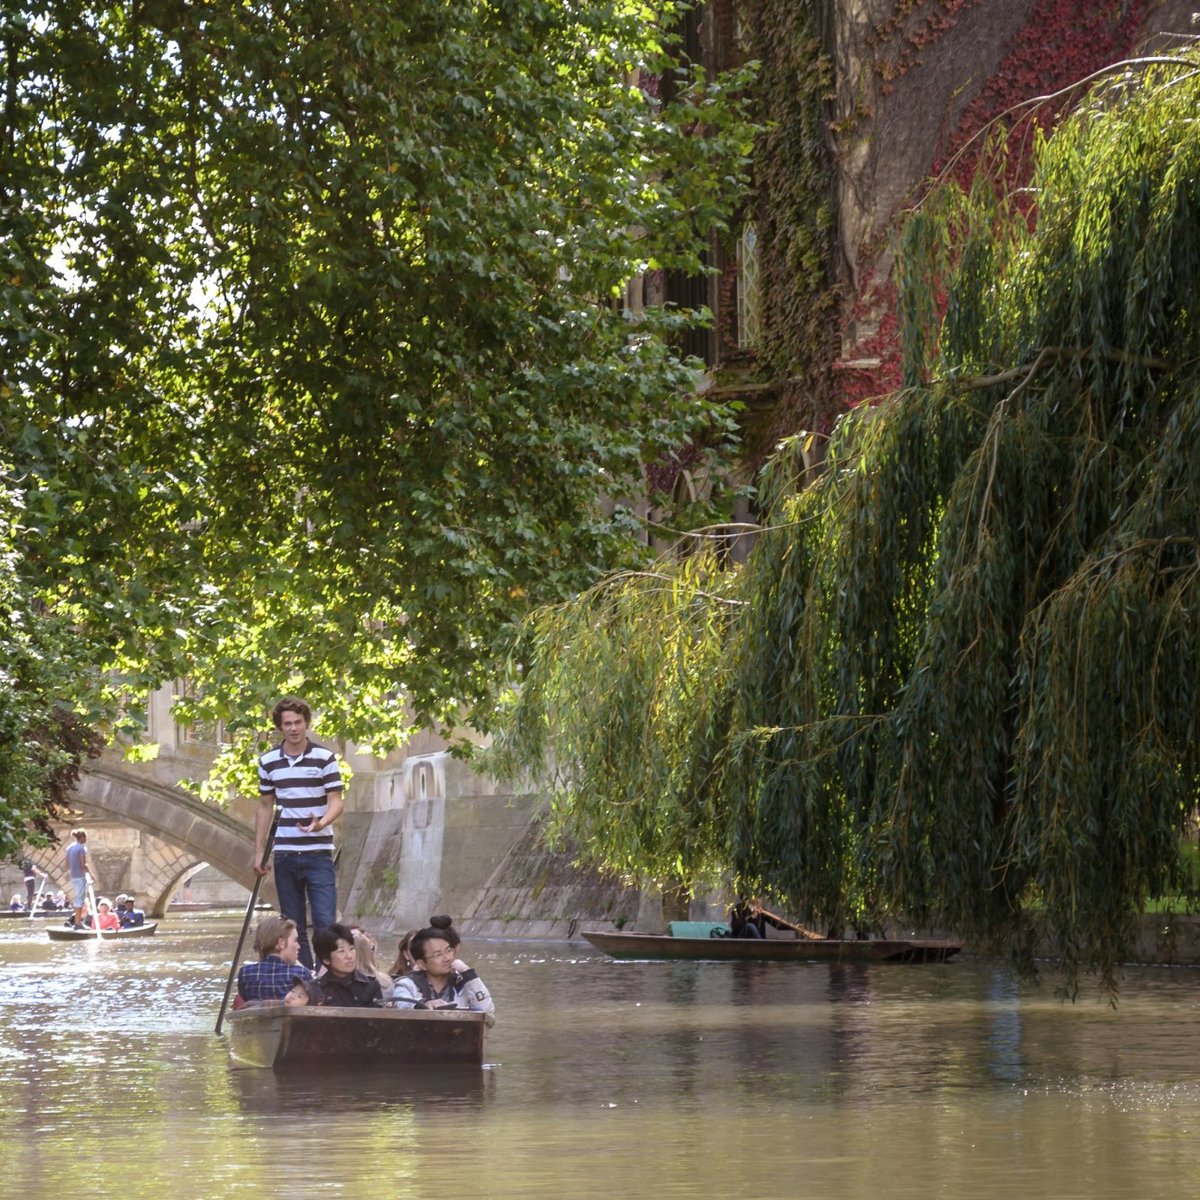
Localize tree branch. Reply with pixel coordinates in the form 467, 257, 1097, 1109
948, 344, 1172, 394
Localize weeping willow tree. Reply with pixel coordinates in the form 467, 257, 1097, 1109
491, 53, 1200, 987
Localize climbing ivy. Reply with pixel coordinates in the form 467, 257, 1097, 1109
744, 0, 840, 438
492, 50, 1200, 992
842, 0, 1150, 407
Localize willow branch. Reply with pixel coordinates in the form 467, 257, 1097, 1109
947, 344, 1172, 393
918, 56, 1200, 205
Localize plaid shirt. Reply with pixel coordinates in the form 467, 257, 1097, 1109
236, 955, 313, 1002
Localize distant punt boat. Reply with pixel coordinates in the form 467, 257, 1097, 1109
581, 929, 962, 963
226, 1005, 490, 1070
0, 910, 66, 919
46, 922, 159, 942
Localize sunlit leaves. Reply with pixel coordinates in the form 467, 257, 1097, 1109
0, 472, 107, 859
0, 1, 754, 757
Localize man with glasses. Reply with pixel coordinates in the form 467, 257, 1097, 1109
391, 924, 495, 1018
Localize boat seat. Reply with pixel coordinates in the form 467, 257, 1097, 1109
668, 921, 730, 939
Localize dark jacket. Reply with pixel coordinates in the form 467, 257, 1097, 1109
316, 968, 383, 1008
728, 903, 793, 939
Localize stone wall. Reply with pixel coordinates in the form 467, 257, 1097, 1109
336, 749, 661, 939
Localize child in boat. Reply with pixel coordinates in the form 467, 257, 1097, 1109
313, 922, 384, 1007
236, 916, 314, 1003
283, 977, 325, 1007
392, 923, 495, 1019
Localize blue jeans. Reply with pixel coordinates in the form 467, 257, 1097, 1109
273, 851, 337, 969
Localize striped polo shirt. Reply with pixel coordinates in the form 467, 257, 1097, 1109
257, 740, 343, 854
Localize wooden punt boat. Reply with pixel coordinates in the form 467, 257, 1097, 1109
46, 922, 159, 941
226, 1004, 490, 1070
581, 929, 962, 963
0, 909, 67, 919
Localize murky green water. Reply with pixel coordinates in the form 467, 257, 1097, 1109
2, 914, 1199, 1198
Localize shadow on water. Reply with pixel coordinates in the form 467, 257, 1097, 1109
225, 1062, 495, 1116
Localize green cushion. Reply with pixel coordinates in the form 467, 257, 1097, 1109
668, 921, 730, 939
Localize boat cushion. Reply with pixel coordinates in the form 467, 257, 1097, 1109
668, 921, 730, 939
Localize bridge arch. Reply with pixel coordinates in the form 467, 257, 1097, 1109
67, 763, 272, 916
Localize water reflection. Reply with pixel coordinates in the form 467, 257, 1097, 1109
227, 1063, 494, 1116
984, 966, 1024, 1082
4, 918, 1200, 1198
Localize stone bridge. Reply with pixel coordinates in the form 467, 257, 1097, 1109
26, 756, 270, 918
13, 686, 590, 936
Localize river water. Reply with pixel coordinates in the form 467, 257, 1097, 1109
2, 914, 1199, 1199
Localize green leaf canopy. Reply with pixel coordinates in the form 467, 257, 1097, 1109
0, 473, 106, 857
0, 0, 753, 749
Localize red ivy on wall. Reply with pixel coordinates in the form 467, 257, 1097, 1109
936, 0, 1147, 189
837, 0, 1146, 410
871, 0, 982, 86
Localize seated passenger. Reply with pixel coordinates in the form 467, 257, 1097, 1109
236, 916, 314, 1003
392, 924, 495, 1019
728, 897, 795, 939
283, 977, 325, 1008
9, 893, 24, 912
116, 894, 146, 928
313, 923, 384, 1007
93, 898, 120, 931
387, 914, 455, 980
350, 927, 395, 1004
388, 929, 418, 978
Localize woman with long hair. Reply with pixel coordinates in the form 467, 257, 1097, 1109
351, 926, 396, 1004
